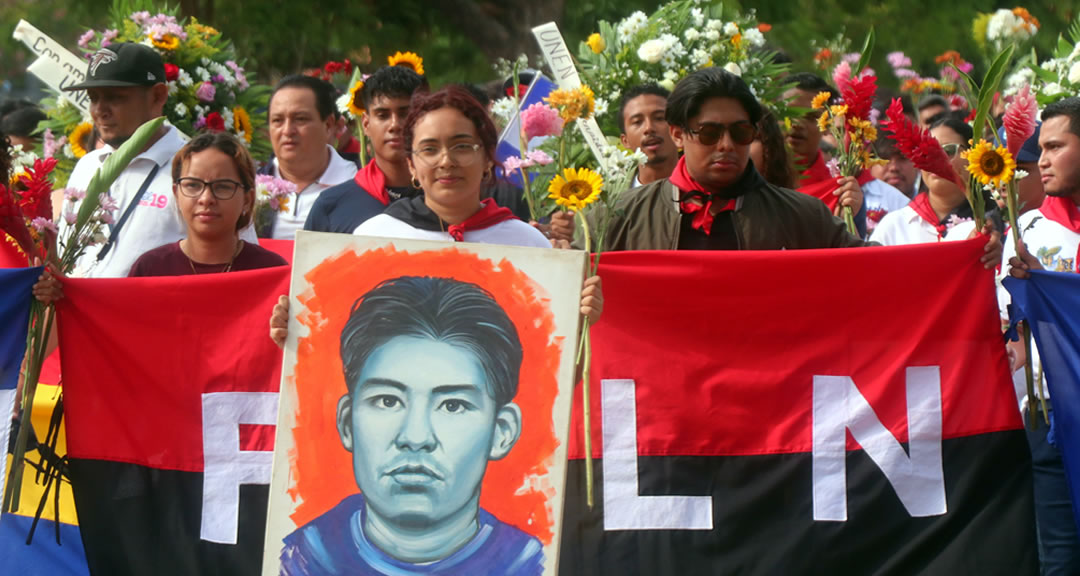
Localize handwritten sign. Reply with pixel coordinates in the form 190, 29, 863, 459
13, 20, 91, 114
531, 22, 610, 172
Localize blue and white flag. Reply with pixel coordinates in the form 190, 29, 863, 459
0, 266, 39, 495
495, 73, 556, 187
1005, 270, 1080, 531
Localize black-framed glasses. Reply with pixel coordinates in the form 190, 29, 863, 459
686, 121, 757, 146
175, 177, 244, 200
411, 142, 483, 167
941, 143, 966, 159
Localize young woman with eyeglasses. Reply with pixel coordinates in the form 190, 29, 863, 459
870, 112, 1004, 246
128, 132, 287, 276
269, 87, 602, 347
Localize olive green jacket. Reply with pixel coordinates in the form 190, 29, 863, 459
574, 169, 871, 252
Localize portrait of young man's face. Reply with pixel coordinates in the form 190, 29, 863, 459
336, 335, 522, 528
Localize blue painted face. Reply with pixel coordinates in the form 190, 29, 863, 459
340, 335, 519, 527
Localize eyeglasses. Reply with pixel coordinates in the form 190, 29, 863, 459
686, 121, 757, 146
941, 143, 966, 159
175, 177, 244, 200
411, 142, 483, 167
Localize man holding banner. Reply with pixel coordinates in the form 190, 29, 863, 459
1005, 96, 1080, 574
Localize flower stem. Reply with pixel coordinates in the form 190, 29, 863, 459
843, 205, 856, 236
577, 211, 595, 509
3, 302, 51, 513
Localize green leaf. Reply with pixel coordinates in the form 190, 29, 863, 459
855, 27, 875, 75
76, 116, 167, 229
973, 45, 1014, 143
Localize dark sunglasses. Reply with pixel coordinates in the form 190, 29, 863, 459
686, 121, 757, 146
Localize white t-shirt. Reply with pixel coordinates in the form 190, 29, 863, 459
354, 214, 551, 249
271, 146, 357, 239
862, 179, 911, 235
996, 207, 1080, 406
59, 126, 258, 278
869, 204, 976, 246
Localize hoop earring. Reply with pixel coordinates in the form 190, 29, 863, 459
483, 168, 492, 181
411, 177, 422, 189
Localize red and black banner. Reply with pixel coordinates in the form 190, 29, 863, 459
559, 241, 1037, 575
57, 267, 290, 576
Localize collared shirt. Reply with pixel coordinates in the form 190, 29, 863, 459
997, 208, 1080, 406
271, 145, 357, 239
862, 179, 911, 235
869, 205, 976, 246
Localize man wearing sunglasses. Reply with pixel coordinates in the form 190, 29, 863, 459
575, 68, 870, 252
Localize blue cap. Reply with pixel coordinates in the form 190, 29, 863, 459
998, 122, 1042, 164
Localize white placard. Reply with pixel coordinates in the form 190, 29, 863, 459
531, 22, 610, 171
13, 19, 91, 114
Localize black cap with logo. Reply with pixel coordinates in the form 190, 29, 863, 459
63, 43, 166, 91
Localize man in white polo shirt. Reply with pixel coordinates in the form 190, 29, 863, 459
59, 43, 256, 278
259, 75, 357, 239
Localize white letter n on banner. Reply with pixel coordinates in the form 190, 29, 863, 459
812, 367, 946, 521
201, 392, 278, 544
601, 379, 713, 530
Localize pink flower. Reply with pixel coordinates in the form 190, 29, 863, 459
887, 52, 911, 69
832, 61, 853, 94
521, 103, 563, 141
63, 210, 77, 225
1003, 84, 1037, 159
30, 217, 57, 235
78, 30, 96, 49
130, 11, 151, 25
826, 157, 841, 178
43, 129, 67, 159
101, 29, 119, 47
63, 188, 86, 202
526, 149, 554, 166
502, 156, 535, 173
196, 82, 216, 103
99, 195, 119, 213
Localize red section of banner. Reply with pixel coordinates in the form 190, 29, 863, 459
568, 240, 1020, 460
58, 266, 290, 472
260, 239, 294, 264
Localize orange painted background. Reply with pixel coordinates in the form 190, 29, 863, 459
288, 245, 563, 544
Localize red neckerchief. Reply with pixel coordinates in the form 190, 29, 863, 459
909, 192, 947, 238
797, 151, 874, 211
354, 159, 390, 205
668, 156, 736, 235
447, 198, 517, 242
1040, 196, 1080, 272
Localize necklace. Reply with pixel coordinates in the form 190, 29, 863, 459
185, 240, 243, 275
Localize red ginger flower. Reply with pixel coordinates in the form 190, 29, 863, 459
0, 184, 35, 260
15, 158, 58, 221
880, 98, 963, 188
1003, 84, 1037, 159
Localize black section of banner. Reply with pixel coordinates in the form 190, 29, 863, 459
68, 459, 267, 576
559, 431, 1037, 575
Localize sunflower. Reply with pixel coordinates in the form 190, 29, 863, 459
545, 85, 596, 124
963, 141, 1016, 187
150, 34, 180, 51
388, 51, 424, 76
68, 122, 93, 158
548, 167, 603, 211
347, 79, 365, 117
233, 106, 253, 143
811, 92, 831, 110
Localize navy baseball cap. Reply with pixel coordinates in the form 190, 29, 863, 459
998, 122, 1042, 164
63, 43, 166, 91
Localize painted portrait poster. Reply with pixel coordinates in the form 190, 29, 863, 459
263, 231, 586, 576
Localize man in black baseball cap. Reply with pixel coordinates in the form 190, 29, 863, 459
63, 42, 168, 148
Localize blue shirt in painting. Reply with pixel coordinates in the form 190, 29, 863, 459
280, 493, 544, 575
